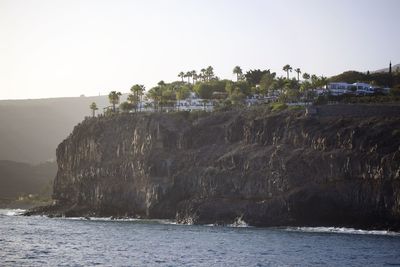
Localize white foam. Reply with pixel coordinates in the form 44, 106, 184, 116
228, 216, 251, 228
0, 209, 26, 216
287, 226, 400, 236
59, 216, 177, 225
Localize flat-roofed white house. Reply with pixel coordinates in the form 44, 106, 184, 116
352, 83, 375, 95
326, 82, 352, 95
326, 82, 384, 96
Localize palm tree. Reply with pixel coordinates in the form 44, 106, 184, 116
127, 93, 137, 105
198, 73, 204, 82
191, 70, 197, 84
206, 66, 214, 81
119, 101, 133, 113
233, 66, 243, 81
300, 81, 312, 102
108, 91, 122, 112
192, 73, 198, 84
185, 71, 192, 84
311, 74, 318, 87
138, 85, 145, 111
178, 72, 185, 82
318, 76, 328, 88
89, 102, 98, 117
147, 86, 163, 112
283, 64, 292, 79
272, 77, 288, 95
200, 68, 207, 81
156, 81, 167, 111
130, 84, 145, 112
302, 73, 310, 81
294, 68, 301, 81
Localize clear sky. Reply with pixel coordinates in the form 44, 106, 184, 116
0, 0, 399, 100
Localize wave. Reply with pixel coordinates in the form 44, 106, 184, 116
0, 209, 26, 216
203, 217, 252, 228
65, 215, 253, 228
59, 216, 178, 225
286, 226, 400, 236
228, 216, 251, 228
2, 210, 395, 235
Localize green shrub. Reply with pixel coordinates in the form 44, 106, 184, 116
390, 85, 400, 97
214, 99, 233, 112
270, 102, 288, 112
288, 105, 305, 111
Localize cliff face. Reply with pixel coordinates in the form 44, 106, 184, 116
41, 106, 400, 229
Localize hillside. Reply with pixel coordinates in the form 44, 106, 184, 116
372, 63, 400, 73
0, 160, 57, 199
0, 95, 126, 164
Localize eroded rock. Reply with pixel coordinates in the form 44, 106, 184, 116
28, 107, 400, 230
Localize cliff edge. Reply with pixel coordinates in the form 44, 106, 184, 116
28, 105, 400, 230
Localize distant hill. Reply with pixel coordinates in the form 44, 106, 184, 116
0, 160, 57, 199
329, 70, 400, 87
0, 95, 127, 164
372, 63, 400, 73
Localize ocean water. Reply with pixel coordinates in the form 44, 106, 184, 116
1, 209, 400, 266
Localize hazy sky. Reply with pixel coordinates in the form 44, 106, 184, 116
0, 0, 399, 100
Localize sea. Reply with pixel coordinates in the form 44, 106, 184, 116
1, 209, 400, 266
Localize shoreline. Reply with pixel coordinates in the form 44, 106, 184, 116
23, 204, 400, 232
0, 199, 52, 210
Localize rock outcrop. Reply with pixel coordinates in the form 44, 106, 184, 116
28, 105, 400, 230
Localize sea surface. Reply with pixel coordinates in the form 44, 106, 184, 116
1, 209, 400, 266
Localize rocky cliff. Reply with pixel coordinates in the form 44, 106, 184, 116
29, 105, 400, 230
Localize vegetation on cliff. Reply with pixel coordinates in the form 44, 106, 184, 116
89, 63, 400, 116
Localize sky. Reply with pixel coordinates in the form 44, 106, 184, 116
0, 0, 399, 100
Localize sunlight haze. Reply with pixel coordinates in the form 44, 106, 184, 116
0, 0, 399, 100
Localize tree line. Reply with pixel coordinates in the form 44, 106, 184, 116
89, 64, 399, 116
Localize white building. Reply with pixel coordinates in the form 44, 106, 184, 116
326, 82, 378, 96
326, 82, 352, 96
352, 83, 375, 95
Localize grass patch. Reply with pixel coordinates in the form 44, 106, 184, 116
288, 105, 306, 111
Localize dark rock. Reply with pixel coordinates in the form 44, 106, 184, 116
28, 107, 400, 230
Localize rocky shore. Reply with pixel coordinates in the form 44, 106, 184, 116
27, 104, 400, 230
